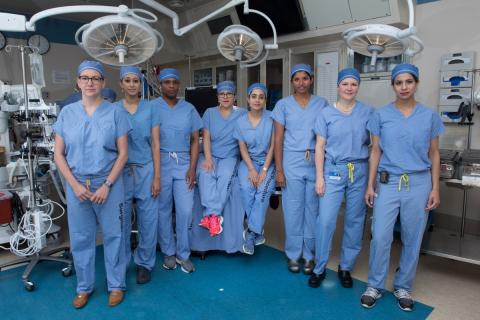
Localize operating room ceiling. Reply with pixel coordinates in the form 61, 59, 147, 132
0, 0, 409, 64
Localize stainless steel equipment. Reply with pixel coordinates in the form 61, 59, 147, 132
439, 149, 460, 179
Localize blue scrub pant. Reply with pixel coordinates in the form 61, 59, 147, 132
197, 155, 238, 217
122, 162, 159, 271
313, 161, 367, 275
66, 176, 126, 293
282, 151, 318, 261
237, 161, 276, 234
367, 171, 431, 291
158, 152, 194, 261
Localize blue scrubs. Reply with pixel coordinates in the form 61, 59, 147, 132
271, 95, 328, 261
151, 97, 202, 261
234, 110, 276, 234
53, 101, 131, 293
312, 101, 373, 275
116, 99, 160, 272
366, 103, 444, 291
198, 106, 246, 217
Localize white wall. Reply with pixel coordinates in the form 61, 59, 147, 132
0, 38, 121, 103
412, 0, 480, 230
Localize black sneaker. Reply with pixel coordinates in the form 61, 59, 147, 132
136, 266, 151, 284
308, 271, 326, 288
393, 288, 414, 312
337, 265, 353, 288
360, 287, 382, 309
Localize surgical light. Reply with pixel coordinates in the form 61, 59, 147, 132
342, 0, 424, 66
217, 25, 263, 64
0, 1, 278, 68
75, 10, 163, 66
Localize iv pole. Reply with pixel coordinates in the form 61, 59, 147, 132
6, 44, 38, 209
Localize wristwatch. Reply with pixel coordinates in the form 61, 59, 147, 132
104, 179, 113, 188
262, 167, 268, 172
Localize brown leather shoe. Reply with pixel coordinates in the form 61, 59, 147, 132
108, 290, 124, 307
72, 292, 89, 309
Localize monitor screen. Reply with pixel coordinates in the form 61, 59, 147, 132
184, 86, 218, 117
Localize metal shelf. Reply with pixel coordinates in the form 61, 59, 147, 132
422, 228, 480, 266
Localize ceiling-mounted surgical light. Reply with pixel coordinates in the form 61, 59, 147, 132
342, 0, 424, 66
217, 25, 263, 63
0, 5, 163, 66
75, 9, 163, 66
0, 0, 278, 68
139, 0, 278, 68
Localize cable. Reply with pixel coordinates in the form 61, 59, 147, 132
7, 209, 53, 256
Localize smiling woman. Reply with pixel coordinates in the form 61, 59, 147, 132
115, 65, 161, 284
234, 83, 276, 255
309, 67, 373, 290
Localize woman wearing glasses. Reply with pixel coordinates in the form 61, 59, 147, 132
116, 66, 161, 284
53, 60, 131, 308
271, 64, 328, 274
197, 81, 246, 236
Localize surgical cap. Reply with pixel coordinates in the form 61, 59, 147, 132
247, 83, 268, 97
120, 66, 142, 80
101, 88, 117, 102
77, 60, 105, 77
158, 68, 180, 81
337, 68, 361, 86
217, 81, 236, 94
290, 63, 313, 78
391, 63, 419, 81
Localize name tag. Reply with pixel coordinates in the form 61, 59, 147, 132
328, 171, 341, 181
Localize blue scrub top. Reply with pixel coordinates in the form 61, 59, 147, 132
233, 110, 273, 164
271, 95, 328, 152
150, 97, 203, 152
314, 101, 373, 163
203, 106, 246, 159
53, 100, 131, 179
115, 99, 160, 165
367, 103, 445, 175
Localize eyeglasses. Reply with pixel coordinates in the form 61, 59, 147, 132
78, 76, 104, 84
218, 92, 234, 98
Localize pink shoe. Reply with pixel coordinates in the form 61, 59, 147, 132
208, 214, 224, 236
199, 216, 210, 229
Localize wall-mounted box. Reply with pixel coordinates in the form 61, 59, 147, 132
440, 51, 475, 71
440, 70, 473, 88
439, 88, 472, 106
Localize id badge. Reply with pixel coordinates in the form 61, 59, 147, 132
328, 171, 341, 181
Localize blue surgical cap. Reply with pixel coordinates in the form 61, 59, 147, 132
217, 81, 236, 94
120, 66, 142, 80
391, 63, 419, 81
158, 68, 180, 81
101, 88, 117, 102
247, 83, 268, 97
337, 68, 361, 86
77, 60, 105, 77
291, 63, 313, 78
